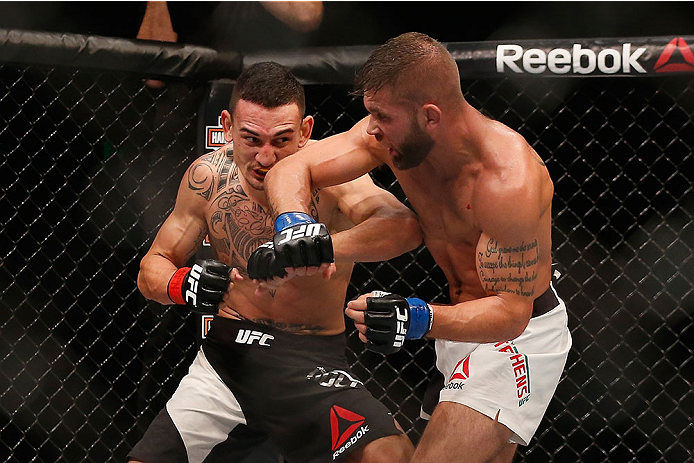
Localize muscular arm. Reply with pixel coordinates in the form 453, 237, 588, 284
427, 238, 538, 343
329, 175, 422, 263
265, 117, 384, 218
427, 181, 544, 343
137, 160, 210, 305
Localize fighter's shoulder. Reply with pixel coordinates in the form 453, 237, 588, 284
188, 145, 235, 171
180, 145, 236, 202
474, 127, 545, 223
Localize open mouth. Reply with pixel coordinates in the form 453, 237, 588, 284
252, 167, 270, 180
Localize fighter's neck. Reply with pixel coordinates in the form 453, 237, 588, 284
410, 115, 481, 182
237, 171, 271, 209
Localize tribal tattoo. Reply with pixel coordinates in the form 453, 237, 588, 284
189, 148, 321, 280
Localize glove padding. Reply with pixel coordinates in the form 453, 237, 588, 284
364, 292, 432, 355
247, 241, 288, 280
168, 259, 231, 314
272, 212, 334, 269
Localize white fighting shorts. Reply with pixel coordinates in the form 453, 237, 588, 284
434, 284, 572, 446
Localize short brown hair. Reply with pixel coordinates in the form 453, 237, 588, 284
229, 62, 305, 117
354, 32, 453, 99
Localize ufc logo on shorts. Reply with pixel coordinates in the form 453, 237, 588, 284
277, 223, 322, 244
394, 305, 408, 348
235, 329, 274, 347
184, 264, 203, 306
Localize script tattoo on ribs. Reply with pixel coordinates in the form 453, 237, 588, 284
478, 238, 539, 297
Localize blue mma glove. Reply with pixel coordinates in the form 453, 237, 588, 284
272, 212, 334, 269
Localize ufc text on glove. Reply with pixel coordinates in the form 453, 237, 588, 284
363, 292, 433, 355
167, 259, 231, 314
273, 212, 334, 269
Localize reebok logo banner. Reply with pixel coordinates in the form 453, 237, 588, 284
496, 43, 646, 75
654, 37, 694, 72
446, 36, 694, 78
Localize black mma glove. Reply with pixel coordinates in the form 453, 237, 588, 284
364, 291, 433, 355
272, 212, 334, 269
247, 241, 288, 280
167, 259, 231, 314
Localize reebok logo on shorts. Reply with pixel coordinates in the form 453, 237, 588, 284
443, 355, 470, 390
330, 405, 369, 459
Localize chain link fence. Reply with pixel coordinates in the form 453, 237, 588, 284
1, 41, 692, 462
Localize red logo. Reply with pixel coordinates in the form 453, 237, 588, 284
200, 315, 214, 339
654, 37, 694, 73
449, 355, 470, 382
330, 406, 365, 451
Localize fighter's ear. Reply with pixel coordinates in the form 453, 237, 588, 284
422, 104, 441, 128
298, 115, 314, 148
221, 110, 233, 142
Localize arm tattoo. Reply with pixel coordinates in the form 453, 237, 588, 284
478, 238, 539, 298
188, 163, 215, 200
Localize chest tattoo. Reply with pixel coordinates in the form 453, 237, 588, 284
198, 149, 322, 276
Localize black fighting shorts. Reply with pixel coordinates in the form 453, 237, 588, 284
129, 317, 401, 463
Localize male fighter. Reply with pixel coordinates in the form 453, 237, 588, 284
260, 33, 572, 463
128, 62, 418, 463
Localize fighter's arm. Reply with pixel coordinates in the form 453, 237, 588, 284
427, 186, 540, 342
328, 174, 422, 263
137, 158, 240, 308
346, 178, 543, 353
265, 117, 384, 218
137, 160, 211, 304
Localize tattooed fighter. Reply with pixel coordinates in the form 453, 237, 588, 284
263, 33, 572, 463
128, 62, 418, 463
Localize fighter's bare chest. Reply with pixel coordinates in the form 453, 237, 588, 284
202, 173, 322, 266
401, 176, 480, 246
415, 203, 481, 268
402, 179, 482, 288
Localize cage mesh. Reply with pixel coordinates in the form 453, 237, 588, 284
0, 62, 692, 462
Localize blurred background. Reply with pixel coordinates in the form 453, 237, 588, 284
0, 1, 694, 49
0, 2, 692, 462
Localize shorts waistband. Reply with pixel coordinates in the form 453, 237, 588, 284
531, 284, 560, 318
205, 316, 347, 352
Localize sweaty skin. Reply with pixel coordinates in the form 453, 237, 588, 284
137, 101, 421, 336
264, 100, 554, 463
266, 106, 554, 343
135, 97, 418, 463
261, 33, 562, 463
